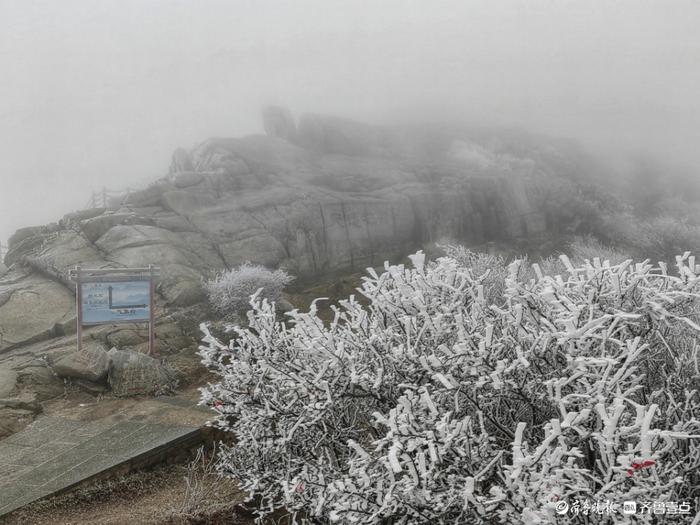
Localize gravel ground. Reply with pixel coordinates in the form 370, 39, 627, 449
1, 455, 251, 525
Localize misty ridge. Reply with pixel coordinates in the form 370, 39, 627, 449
3, 2, 700, 524
4, 106, 699, 274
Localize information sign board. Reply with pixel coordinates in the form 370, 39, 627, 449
69, 266, 159, 355
81, 280, 151, 325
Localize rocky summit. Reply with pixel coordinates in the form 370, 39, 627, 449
0, 109, 598, 427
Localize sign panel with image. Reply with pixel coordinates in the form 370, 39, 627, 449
81, 280, 151, 325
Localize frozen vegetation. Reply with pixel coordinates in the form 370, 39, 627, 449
204, 263, 294, 320
201, 246, 700, 524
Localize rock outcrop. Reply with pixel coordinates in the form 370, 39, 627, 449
51, 344, 110, 382
263, 105, 298, 142
0, 109, 601, 429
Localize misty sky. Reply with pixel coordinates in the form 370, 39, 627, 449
2, 0, 700, 245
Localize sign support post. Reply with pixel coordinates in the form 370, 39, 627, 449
148, 264, 155, 356
75, 266, 83, 352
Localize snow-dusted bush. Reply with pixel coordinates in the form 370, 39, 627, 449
204, 263, 293, 318
200, 249, 700, 524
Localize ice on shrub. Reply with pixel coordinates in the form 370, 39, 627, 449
200, 248, 700, 524
204, 263, 293, 318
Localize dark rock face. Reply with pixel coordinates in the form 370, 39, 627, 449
0, 110, 592, 363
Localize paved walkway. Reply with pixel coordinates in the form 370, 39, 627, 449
0, 395, 213, 518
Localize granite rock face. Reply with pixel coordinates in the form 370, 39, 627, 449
0, 110, 598, 404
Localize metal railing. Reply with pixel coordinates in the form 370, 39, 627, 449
83, 186, 137, 209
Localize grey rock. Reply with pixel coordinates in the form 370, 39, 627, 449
120, 182, 174, 207
8, 225, 46, 249
262, 105, 298, 142
0, 273, 74, 352
51, 345, 110, 382
170, 147, 195, 173
0, 369, 18, 398
0, 394, 41, 412
0, 407, 35, 439
172, 171, 204, 189
107, 349, 178, 397
80, 212, 155, 242
1, 112, 589, 382
72, 379, 109, 395
105, 327, 147, 348
61, 208, 106, 225
15, 362, 64, 401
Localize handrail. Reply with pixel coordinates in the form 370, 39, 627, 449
84, 186, 139, 209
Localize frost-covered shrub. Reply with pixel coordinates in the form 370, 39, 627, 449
204, 263, 293, 318
200, 250, 700, 524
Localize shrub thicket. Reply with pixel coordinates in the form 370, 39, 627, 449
200, 249, 700, 524
204, 263, 293, 318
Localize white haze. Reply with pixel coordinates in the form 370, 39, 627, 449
1, 0, 700, 244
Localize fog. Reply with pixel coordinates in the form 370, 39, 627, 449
2, 0, 700, 244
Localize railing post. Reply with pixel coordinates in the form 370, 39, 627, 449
102, 187, 107, 208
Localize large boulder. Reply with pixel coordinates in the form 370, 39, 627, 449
80, 212, 155, 242
51, 344, 110, 382
107, 349, 178, 396
0, 272, 75, 352
14, 360, 65, 401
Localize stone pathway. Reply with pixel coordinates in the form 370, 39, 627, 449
0, 396, 213, 518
